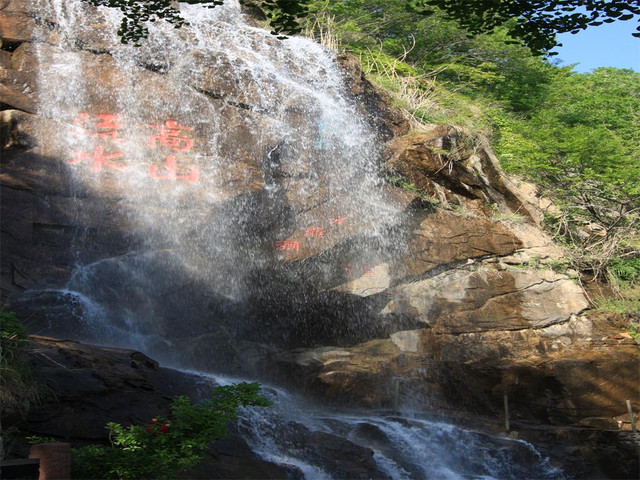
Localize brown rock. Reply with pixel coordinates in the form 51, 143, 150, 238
337, 53, 410, 141
268, 316, 638, 429
382, 268, 589, 333
1, 0, 34, 13
395, 209, 521, 279
0, 83, 36, 112
179, 437, 295, 480
386, 127, 543, 224
0, 11, 34, 44
0, 49, 10, 68
301, 431, 385, 480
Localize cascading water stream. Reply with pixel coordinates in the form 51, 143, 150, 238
23, 0, 402, 365
10, 0, 566, 477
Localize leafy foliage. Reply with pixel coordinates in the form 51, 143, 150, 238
86, 0, 640, 53
416, 0, 640, 54
0, 311, 27, 365
82, 0, 311, 44
306, 0, 556, 114
72, 382, 272, 480
496, 67, 640, 279
247, 0, 312, 37
595, 290, 640, 316
608, 258, 640, 285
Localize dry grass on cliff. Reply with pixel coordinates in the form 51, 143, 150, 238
304, 13, 340, 51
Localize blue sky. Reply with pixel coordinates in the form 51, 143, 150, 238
551, 19, 640, 73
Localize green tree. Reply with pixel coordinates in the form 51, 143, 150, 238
306, 0, 555, 113
416, 0, 640, 54
86, 0, 640, 52
497, 67, 640, 276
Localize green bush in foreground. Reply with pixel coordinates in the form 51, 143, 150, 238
72, 382, 272, 480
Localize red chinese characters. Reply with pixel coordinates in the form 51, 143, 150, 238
276, 240, 300, 251
92, 114, 126, 142
149, 155, 199, 183
329, 216, 348, 226
73, 113, 126, 143
70, 113, 127, 172
149, 120, 194, 152
341, 263, 374, 278
148, 119, 199, 183
69, 146, 126, 173
304, 226, 325, 238
66, 112, 200, 183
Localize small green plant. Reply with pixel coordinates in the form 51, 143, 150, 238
607, 257, 640, 286
0, 312, 40, 418
546, 259, 568, 274
26, 435, 57, 444
595, 297, 640, 315
491, 211, 527, 226
0, 312, 28, 365
384, 175, 440, 206
72, 382, 272, 480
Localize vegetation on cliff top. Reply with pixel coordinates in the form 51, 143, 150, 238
85, 0, 640, 53
301, 0, 639, 300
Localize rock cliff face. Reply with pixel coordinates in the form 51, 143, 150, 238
1, 0, 637, 440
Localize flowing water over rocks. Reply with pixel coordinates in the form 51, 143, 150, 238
2, 0, 408, 371
1, 0, 638, 478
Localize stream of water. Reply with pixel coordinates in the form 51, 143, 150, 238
12, 1, 567, 477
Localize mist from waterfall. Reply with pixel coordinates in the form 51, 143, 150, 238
24, 0, 402, 367
9, 1, 567, 478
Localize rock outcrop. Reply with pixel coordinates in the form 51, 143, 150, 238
11, 335, 639, 480
7, 336, 299, 479
1, 0, 637, 459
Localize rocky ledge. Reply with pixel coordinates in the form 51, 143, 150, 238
4, 334, 638, 480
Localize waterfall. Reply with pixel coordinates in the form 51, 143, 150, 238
19, 0, 404, 369
7, 0, 566, 477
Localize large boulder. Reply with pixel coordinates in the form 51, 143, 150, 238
381, 267, 588, 332
385, 126, 544, 225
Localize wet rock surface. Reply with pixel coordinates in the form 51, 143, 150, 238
11, 336, 383, 480
7, 336, 636, 480
9, 336, 293, 479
